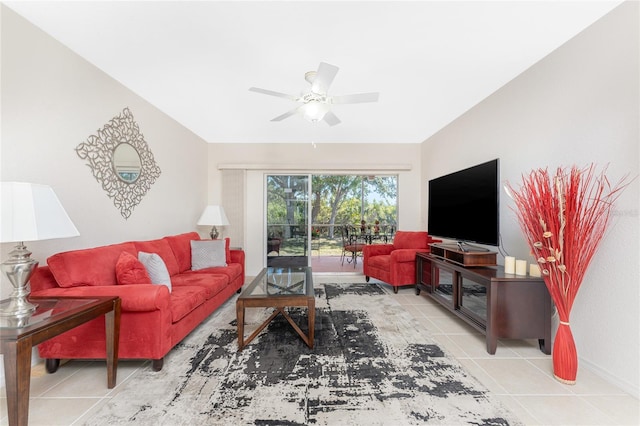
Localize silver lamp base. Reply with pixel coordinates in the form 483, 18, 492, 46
210, 226, 220, 239
0, 242, 38, 317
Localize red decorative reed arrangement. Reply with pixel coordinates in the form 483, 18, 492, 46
507, 164, 630, 384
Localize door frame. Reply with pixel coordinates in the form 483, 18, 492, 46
265, 173, 312, 267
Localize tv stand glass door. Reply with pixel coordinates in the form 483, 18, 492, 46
431, 263, 455, 306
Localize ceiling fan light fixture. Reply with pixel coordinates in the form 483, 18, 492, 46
303, 100, 329, 122
250, 62, 379, 126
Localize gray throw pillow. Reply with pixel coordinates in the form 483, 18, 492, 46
191, 239, 227, 270
138, 251, 172, 292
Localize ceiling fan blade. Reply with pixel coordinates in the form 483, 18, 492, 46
271, 106, 303, 122
331, 92, 380, 104
311, 62, 339, 95
323, 110, 341, 127
249, 87, 298, 101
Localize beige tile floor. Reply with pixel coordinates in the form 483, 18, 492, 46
1, 274, 638, 425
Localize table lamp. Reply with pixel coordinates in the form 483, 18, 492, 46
1, 182, 79, 317
197, 205, 229, 239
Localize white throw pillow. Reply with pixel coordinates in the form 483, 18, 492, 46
138, 251, 172, 292
191, 240, 227, 270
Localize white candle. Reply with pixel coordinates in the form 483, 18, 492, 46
529, 264, 541, 277
504, 256, 516, 274
516, 259, 528, 276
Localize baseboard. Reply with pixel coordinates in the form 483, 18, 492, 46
579, 356, 639, 398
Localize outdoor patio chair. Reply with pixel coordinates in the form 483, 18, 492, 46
340, 225, 365, 267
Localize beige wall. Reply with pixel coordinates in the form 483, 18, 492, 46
0, 6, 209, 298
421, 2, 639, 396
208, 143, 422, 275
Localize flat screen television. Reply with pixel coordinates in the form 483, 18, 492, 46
427, 159, 499, 248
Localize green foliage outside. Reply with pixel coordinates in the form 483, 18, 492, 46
311, 175, 397, 237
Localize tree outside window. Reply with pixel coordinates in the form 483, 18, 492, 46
311, 175, 397, 238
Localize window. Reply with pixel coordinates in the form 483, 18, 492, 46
311, 175, 397, 238
265, 173, 398, 271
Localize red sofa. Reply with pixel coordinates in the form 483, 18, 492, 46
29, 232, 244, 372
363, 231, 439, 293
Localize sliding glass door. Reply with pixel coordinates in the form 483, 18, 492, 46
265, 173, 398, 271
266, 175, 310, 267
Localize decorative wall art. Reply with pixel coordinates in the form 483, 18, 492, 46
76, 108, 161, 219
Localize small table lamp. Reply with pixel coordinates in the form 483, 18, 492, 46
0, 182, 79, 317
197, 205, 229, 239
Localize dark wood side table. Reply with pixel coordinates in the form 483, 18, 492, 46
0, 296, 121, 426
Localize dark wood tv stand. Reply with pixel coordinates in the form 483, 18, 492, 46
430, 243, 497, 266
416, 252, 551, 354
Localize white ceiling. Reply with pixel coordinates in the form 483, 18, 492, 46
5, 1, 622, 144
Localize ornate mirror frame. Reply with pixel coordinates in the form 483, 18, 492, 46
76, 107, 161, 219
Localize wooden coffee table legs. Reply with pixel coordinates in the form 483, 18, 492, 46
307, 299, 315, 348
236, 298, 315, 351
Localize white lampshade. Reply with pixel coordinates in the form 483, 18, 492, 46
197, 205, 229, 227
1, 182, 80, 243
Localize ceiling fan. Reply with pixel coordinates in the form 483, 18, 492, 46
249, 62, 379, 126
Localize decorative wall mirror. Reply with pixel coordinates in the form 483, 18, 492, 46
112, 143, 142, 183
76, 107, 161, 219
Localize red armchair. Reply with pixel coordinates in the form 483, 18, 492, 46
363, 231, 440, 293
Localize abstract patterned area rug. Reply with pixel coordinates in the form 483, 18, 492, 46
85, 283, 521, 425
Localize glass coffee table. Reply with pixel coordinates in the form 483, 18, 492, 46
236, 266, 314, 350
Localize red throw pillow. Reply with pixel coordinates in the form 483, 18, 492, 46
224, 237, 231, 264
115, 251, 152, 285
